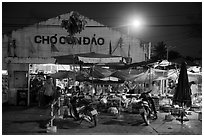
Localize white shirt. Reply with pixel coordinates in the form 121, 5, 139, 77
152, 84, 159, 95
44, 81, 55, 96
191, 84, 198, 95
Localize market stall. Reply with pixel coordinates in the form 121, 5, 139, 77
54, 52, 123, 65
2, 71, 9, 104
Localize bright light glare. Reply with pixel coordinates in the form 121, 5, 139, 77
132, 19, 142, 28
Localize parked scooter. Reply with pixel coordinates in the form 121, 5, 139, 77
69, 95, 98, 127
134, 98, 151, 125
130, 91, 157, 126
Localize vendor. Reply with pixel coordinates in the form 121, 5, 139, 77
118, 83, 129, 94
108, 85, 113, 93
96, 85, 103, 96
190, 81, 198, 105
88, 85, 95, 96
43, 76, 56, 106
190, 81, 198, 96
126, 81, 137, 94
151, 81, 159, 96
140, 83, 158, 119
121, 93, 130, 108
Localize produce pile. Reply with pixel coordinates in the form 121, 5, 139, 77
2, 75, 8, 103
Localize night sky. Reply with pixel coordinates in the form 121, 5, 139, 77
2, 2, 202, 58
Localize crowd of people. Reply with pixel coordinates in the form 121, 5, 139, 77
30, 74, 201, 112
30, 75, 155, 103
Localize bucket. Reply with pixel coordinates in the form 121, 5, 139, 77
47, 126, 57, 133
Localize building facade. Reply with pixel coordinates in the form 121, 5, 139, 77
2, 12, 151, 105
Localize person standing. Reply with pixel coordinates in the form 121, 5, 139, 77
43, 76, 55, 106
151, 81, 159, 96
190, 81, 198, 105
190, 81, 198, 96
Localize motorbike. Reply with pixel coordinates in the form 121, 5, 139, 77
69, 95, 98, 127
130, 91, 156, 126
133, 99, 151, 125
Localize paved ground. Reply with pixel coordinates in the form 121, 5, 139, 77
2, 105, 202, 135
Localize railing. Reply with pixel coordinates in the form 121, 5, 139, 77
48, 97, 61, 128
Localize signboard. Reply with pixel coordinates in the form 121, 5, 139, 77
34, 34, 105, 46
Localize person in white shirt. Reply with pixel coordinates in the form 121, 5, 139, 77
190, 81, 198, 105
190, 81, 198, 96
43, 76, 55, 105
151, 81, 159, 96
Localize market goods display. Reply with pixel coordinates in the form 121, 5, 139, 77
2, 75, 8, 103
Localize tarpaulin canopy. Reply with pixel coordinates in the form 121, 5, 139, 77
167, 69, 179, 80
53, 54, 81, 64
153, 60, 172, 69
154, 76, 168, 81
91, 66, 115, 78
133, 69, 157, 83
111, 69, 148, 81
84, 79, 124, 84
152, 68, 168, 78
53, 52, 123, 65
158, 60, 171, 66
50, 71, 76, 79
188, 71, 202, 84
50, 71, 90, 81
100, 77, 119, 81
169, 57, 198, 66
78, 52, 122, 64
127, 59, 156, 68
90, 67, 155, 82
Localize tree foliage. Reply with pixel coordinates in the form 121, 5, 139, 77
168, 50, 182, 60
61, 11, 87, 44
151, 41, 167, 60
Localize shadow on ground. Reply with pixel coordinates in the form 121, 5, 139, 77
99, 112, 146, 126
12, 119, 50, 129
54, 119, 82, 129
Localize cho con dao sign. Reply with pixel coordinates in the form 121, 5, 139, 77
34, 34, 105, 46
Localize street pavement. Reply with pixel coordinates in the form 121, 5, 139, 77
2, 105, 202, 135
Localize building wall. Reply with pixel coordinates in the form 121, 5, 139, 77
2, 12, 149, 105
2, 12, 147, 65
7, 63, 29, 105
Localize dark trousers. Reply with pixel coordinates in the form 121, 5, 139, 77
148, 97, 157, 115
70, 98, 80, 119
44, 95, 53, 105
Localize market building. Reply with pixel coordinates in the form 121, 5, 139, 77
2, 12, 151, 105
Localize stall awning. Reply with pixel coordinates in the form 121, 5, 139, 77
91, 66, 116, 78
53, 54, 81, 65
53, 52, 123, 65
111, 69, 148, 81
78, 52, 122, 64
50, 71, 76, 79
133, 69, 158, 83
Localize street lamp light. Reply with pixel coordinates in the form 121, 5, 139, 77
132, 19, 142, 28
127, 18, 143, 35
126, 18, 143, 64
